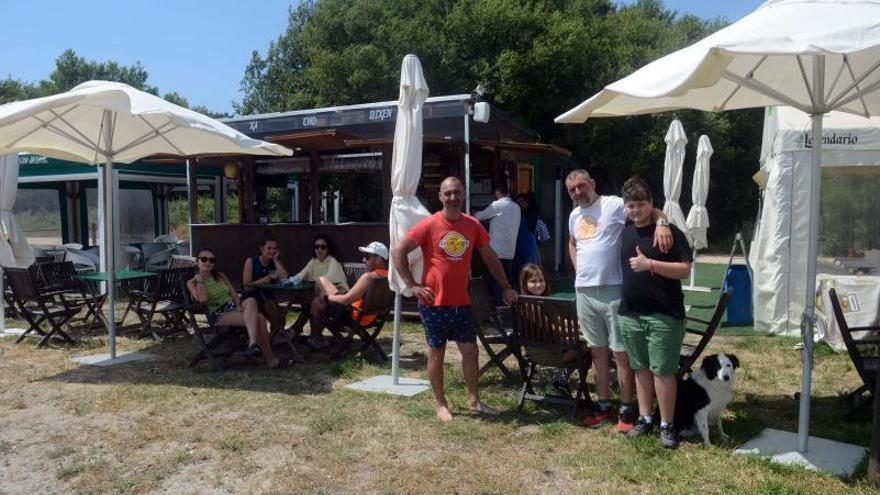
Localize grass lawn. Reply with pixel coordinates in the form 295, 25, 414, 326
0, 263, 878, 494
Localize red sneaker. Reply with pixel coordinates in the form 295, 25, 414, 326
582, 409, 612, 428
615, 408, 637, 433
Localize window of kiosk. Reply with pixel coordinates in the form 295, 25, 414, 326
15, 186, 63, 248
317, 154, 383, 224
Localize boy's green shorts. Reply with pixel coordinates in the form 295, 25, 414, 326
618, 313, 685, 376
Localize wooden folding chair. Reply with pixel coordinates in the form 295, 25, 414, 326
4, 267, 82, 348
342, 262, 366, 289
36, 261, 104, 327
468, 277, 522, 377
326, 277, 392, 361
125, 267, 195, 340
180, 279, 249, 372
828, 287, 880, 416
678, 289, 732, 377
513, 295, 593, 417
169, 255, 197, 270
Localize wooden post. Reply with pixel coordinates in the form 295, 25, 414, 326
309, 151, 320, 224
236, 161, 246, 224
382, 145, 392, 221
868, 365, 880, 486
188, 159, 199, 225
240, 156, 256, 224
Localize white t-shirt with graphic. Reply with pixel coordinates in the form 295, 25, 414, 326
569, 195, 626, 288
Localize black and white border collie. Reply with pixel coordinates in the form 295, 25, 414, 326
674, 353, 740, 446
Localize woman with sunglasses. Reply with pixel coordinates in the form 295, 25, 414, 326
291, 234, 349, 348
241, 234, 289, 333
187, 248, 292, 368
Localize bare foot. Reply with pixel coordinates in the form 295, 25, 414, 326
436, 405, 453, 422
468, 401, 503, 416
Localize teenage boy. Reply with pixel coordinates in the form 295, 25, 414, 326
618, 176, 692, 449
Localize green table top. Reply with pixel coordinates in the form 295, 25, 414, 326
548, 291, 576, 301
76, 270, 158, 282
246, 281, 315, 291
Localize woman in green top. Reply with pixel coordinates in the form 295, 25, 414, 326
187, 248, 292, 368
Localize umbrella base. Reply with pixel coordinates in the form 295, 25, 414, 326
735, 428, 866, 477
345, 374, 429, 397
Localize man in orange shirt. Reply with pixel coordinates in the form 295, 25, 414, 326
316, 241, 389, 327
392, 177, 518, 422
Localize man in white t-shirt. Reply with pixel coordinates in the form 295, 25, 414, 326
475, 181, 521, 304
566, 169, 672, 432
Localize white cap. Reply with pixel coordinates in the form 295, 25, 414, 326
358, 241, 388, 260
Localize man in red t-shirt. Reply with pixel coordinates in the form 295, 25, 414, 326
392, 177, 518, 422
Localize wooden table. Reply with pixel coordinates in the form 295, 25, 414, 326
245, 281, 315, 354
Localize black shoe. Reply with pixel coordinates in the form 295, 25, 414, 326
660, 424, 679, 449
551, 367, 572, 397
272, 357, 294, 369
626, 418, 654, 438
243, 343, 262, 358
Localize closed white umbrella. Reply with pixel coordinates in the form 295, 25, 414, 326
687, 135, 712, 250
0, 81, 292, 361
0, 153, 36, 332
388, 55, 432, 385
662, 119, 688, 233
555, 0, 880, 453
683, 135, 713, 293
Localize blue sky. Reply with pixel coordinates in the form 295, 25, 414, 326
0, 1, 765, 115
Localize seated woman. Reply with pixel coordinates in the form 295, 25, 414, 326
312, 242, 389, 337
241, 235, 289, 333
187, 248, 292, 369
291, 234, 349, 348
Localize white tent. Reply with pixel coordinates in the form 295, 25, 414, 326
751, 106, 880, 338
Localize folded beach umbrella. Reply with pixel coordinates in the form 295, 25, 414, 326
686, 135, 712, 250
662, 119, 689, 234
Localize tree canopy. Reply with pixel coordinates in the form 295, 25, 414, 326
238, 0, 760, 246
0, 49, 227, 118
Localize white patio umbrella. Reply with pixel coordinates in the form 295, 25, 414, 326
388, 55, 432, 385
556, 0, 880, 453
684, 135, 713, 292
0, 80, 292, 360
687, 135, 712, 250
0, 153, 36, 331
662, 119, 689, 233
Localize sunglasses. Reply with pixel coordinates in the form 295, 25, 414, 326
314, 244, 328, 250
198, 256, 216, 263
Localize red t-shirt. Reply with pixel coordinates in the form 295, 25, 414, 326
405, 212, 489, 306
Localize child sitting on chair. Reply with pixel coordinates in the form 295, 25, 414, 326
518, 263, 580, 397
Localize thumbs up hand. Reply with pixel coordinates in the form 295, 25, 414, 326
629, 245, 651, 273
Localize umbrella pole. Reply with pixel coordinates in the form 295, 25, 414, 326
464, 114, 471, 214
798, 55, 826, 453
391, 292, 402, 384
102, 110, 117, 361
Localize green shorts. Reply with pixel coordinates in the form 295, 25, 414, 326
618, 313, 685, 376
575, 285, 623, 352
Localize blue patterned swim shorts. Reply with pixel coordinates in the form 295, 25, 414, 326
419, 305, 479, 348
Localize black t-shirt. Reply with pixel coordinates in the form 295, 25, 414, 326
619, 223, 693, 320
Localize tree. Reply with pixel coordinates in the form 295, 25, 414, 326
238, 0, 762, 244
0, 49, 227, 118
